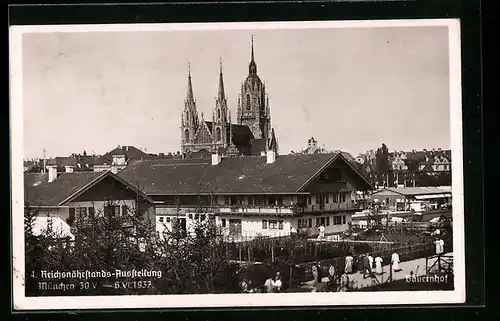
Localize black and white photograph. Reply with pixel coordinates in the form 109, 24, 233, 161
10, 19, 464, 310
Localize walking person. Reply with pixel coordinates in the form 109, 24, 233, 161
318, 224, 325, 239
344, 253, 354, 274
363, 254, 371, 279
328, 264, 336, 291
274, 272, 282, 293
391, 251, 401, 273
368, 253, 374, 273
375, 255, 383, 275
339, 272, 350, 292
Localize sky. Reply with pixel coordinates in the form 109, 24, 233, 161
21, 24, 451, 159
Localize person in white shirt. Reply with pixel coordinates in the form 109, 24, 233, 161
367, 254, 374, 272
435, 238, 445, 256
375, 256, 383, 275
345, 254, 354, 274
264, 276, 275, 293
391, 251, 401, 272
318, 225, 325, 239
274, 274, 282, 292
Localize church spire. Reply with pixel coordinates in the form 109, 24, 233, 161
218, 58, 225, 102
249, 35, 257, 75
251, 35, 255, 62
186, 62, 195, 104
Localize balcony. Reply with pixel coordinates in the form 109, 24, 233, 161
155, 206, 219, 216
292, 203, 361, 215
219, 205, 294, 216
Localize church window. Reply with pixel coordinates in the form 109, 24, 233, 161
184, 129, 190, 142
246, 94, 251, 110
217, 109, 221, 120
186, 112, 189, 122
216, 127, 221, 142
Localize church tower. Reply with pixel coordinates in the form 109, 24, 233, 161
181, 63, 200, 155
211, 59, 230, 149
237, 36, 271, 148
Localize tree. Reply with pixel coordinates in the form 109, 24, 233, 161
404, 158, 420, 174
375, 143, 390, 175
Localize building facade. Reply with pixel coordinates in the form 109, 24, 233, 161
180, 37, 278, 159
118, 152, 374, 241
24, 167, 155, 240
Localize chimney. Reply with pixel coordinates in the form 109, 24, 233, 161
47, 165, 58, 183
266, 150, 276, 164
64, 165, 74, 173
211, 152, 221, 165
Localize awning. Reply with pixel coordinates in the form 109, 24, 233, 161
414, 193, 451, 200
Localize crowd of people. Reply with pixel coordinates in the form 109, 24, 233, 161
240, 271, 283, 293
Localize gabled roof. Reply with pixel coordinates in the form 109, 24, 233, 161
24, 171, 153, 207
118, 153, 373, 195
95, 146, 151, 165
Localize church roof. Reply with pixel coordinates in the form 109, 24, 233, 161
204, 121, 255, 155
118, 153, 373, 195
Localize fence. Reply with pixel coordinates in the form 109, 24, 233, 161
299, 242, 437, 281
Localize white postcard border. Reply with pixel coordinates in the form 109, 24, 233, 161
10, 18, 465, 310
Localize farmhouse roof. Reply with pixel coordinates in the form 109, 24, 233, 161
118, 153, 373, 195
24, 171, 153, 207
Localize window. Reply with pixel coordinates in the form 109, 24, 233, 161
262, 220, 268, 229
184, 129, 190, 142
269, 220, 278, 230
216, 127, 222, 142
68, 208, 75, 224
342, 193, 346, 203
277, 196, 283, 206
121, 205, 128, 216
230, 195, 237, 205
159, 217, 164, 223
88, 207, 95, 218
320, 217, 325, 226
308, 218, 312, 228
307, 196, 311, 205
342, 215, 346, 224
200, 214, 206, 221
224, 196, 230, 205
278, 220, 283, 230
166, 217, 171, 223
221, 218, 226, 227
76, 207, 87, 220
246, 94, 251, 110
217, 109, 221, 120
315, 218, 320, 227
194, 214, 199, 220
114, 206, 120, 216
326, 217, 330, 226
188, 214, 193, 219
104, 205, 114, 218
315, 196, 320, 205
333, 216, 342, 225
325, 194, 329, 204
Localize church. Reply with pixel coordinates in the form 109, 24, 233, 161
180, 37, 279, 159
